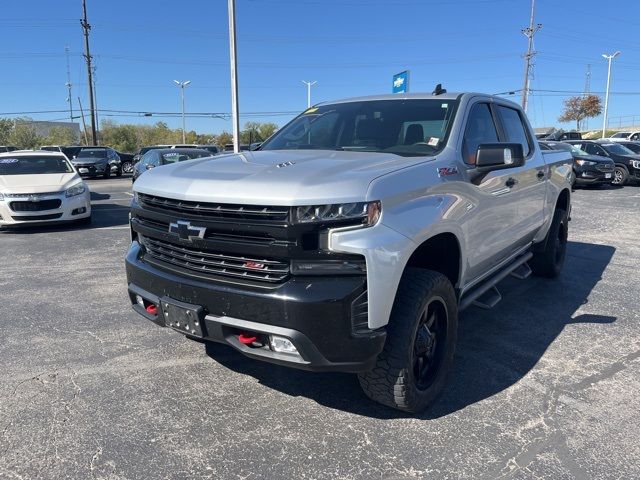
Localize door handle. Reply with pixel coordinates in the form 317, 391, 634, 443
505, 177, 518, 188
537, 170, 545, 180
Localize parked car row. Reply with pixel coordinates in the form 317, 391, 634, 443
539, 139, 640, 186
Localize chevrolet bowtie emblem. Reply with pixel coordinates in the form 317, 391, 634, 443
169, 220, 206, 242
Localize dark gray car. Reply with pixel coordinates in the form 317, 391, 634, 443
132, 148, 211, 183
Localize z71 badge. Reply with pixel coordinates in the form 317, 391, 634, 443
437, 166, 459, 177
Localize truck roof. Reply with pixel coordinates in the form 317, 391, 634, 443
317, 92, 479, 106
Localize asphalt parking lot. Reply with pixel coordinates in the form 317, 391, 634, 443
1, 177, 639, 479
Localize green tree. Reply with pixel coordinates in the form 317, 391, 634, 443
239, 121, 279, 144
215, 131, 233, 147
9, 118, 43, 149
558, 95, 602, 130
0, 118, 13, 145
100, 120, 138, 152
45, 126, 79, 146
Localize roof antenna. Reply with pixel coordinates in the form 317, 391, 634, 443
432, 84, 446, 96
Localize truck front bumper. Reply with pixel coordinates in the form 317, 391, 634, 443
125, 242, 386, 372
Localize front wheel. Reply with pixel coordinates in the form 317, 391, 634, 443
358, 269, 458, 413
612, 166, 628, 186
530, 208, 568, 278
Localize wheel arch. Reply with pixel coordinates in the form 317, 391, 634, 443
403, 232, 462, 290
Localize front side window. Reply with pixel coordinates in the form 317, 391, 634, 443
496, 105, 531, 157
462, 103, 499, 165
261, 99, 458, 157
0, 155, 73, 175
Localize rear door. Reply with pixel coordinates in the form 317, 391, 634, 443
494, 104, 547, 246
462, 102, 521, 281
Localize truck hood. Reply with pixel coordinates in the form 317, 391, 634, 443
0, 173, 80, 193
133, 150, 429, 205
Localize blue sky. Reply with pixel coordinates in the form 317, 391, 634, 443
2, 0, 639, 134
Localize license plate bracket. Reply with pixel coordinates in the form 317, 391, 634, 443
159, 297, 205, 337
605, 173, 612, 179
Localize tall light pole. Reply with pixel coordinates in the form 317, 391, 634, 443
173, 80, 191, 143
602, 51, 621, 139
228, 0, 241, 153
302, 80, 317, 108
81, 0, 97, 145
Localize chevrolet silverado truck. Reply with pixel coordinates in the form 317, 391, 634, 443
126, 91, 573, 412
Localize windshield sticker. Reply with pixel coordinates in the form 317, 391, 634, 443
163, 152, 180, 157
304, 107, 319, 114
441, 103, 449, 108
428, 137, 440, 147
0, 158, 19, 164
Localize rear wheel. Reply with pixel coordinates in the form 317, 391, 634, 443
102, 166, 110, 179
358, 269, 458, 413
530, 208, 568, 278
116, 166, 123, 177
121, 161, 133, 174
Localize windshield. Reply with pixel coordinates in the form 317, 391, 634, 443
160, 150, 208, 164
0, 155, 74, 175
77, 148, 107, 159
260, 99, 459, 157
603, 143, 635, 155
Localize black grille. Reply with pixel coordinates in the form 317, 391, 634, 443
138, 193, 289, 222
140, 235, 290, 283
11, 213, 63, 221
10, 199, 62, 212
135, 215, 281, 246
596, 163, 614, 172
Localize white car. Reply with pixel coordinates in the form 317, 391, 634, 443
608, 131, 640, 142
0, 151, 91, 227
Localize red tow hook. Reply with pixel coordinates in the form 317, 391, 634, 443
238, 332, 258, 345
146, 304, 158, 315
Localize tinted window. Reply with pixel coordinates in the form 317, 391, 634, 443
622, 143, 640, 154
497, 105, 531, 156
603, 143, 635, 155
77, 148, 108, 159
462, 103, 499, 165
261, 99, 458, 157
584, 143, 606, 156
0, 155, 73, 175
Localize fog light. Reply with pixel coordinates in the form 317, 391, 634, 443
71, 207, 86, 216
269, 335, 298, 354
135, 295, 145, 308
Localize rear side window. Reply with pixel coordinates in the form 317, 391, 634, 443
496, 106, 532, 157
462, 103, 499, 165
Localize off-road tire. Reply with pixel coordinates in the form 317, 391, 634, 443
358, 269, 458, 413
530, 208, 568, 278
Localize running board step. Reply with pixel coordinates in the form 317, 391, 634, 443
459, 251, 533, 311
472, 286, 502, 310
510, 262, 532, 280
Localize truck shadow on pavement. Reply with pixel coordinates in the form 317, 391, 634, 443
204, 241, 616, 419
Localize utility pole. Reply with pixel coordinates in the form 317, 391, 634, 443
227, 0, 241, 153
521, 0, 542, 113
302, 80, 317, 108
65, 46, 74, 124
582, 64, 591, 131
173, 80, 191, 143
602, 51, 621, 139
77, 97, 89, 146
92, 65, 99, 145
81, 0, 97, 145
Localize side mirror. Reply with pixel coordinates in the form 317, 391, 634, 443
475, 143, 525, 173
249, 142, 262, 151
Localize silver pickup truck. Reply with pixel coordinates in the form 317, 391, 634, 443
126, 91, 573, 412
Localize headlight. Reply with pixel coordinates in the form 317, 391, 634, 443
293, 201, 381, 226
65, 182, 86, 198
631, 160, 640, 169
575, 159, 597, 166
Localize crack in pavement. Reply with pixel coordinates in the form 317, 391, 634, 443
487, 348, 640, 479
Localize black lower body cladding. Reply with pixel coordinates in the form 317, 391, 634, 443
125, 242, 386, 372
574, 166, 613, 185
